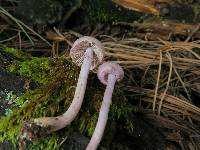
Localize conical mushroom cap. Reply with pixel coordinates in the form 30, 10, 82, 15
70, 36, 104, 70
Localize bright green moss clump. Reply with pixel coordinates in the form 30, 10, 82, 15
0, 50, 134, 149
4, 47, 25, 58
9, 57, 53, 85
3, 47, 60, 85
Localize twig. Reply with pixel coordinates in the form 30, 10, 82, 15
54, 27, 73, 46
158, 52, 173, 115
153, 51, 162, 112
173, 66, 191, 101
0, 6, 52, 47
185, 24, 200, 42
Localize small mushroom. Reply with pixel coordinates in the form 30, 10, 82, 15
20, 36, 104, 142
86, 62, 124, 150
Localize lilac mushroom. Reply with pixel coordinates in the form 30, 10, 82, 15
20, 36, 104, 141
86, 62, 124, 150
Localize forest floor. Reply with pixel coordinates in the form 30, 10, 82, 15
1, 0, 200, 150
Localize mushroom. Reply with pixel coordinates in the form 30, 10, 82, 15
86, 62, 124, 150
20, 36, 104, 141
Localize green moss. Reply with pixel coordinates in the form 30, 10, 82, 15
29, 134, 61, 150
79, 112, 98, 136
4, 47, 25, 58
8, 57, 74, 85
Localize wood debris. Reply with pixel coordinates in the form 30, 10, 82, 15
112, 0, 168, 15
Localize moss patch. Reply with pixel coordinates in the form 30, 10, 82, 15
4, 47, 25, 58
8, 57, 52, 85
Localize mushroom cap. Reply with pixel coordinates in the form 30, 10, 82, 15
70, 36, 104, 70
97, 62, 124, 85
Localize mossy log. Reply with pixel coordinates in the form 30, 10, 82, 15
0, 47, 132, 149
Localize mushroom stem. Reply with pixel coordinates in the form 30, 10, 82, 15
38, 48, 93, 129
86, 62, 124, 150
62, 47, 93, 123
86, 74, 116, 150
42, 47, 93, 130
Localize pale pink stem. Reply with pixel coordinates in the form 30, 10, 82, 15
86, 74, 117, 150
62, 47, 93, 124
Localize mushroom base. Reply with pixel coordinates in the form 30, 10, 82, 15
20, 120, 53, 141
